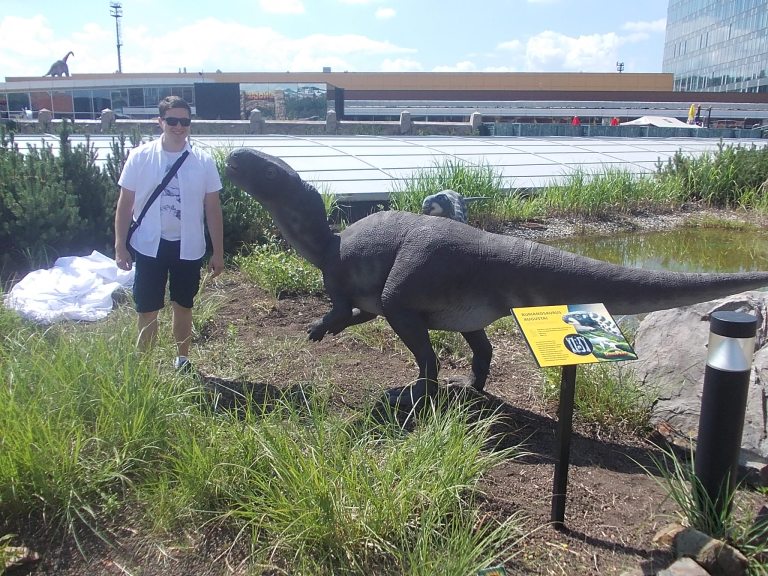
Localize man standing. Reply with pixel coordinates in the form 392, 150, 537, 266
114, 96, 224, 372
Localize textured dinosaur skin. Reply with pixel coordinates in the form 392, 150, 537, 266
44, 51, 73, 77
226, 148, 768, 407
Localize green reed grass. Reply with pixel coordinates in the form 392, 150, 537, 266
222, 397, 526, 574
541, 363, 654, 435
389, 159, 506, 213
388, 143, 768, 224
387, 161, 686, 225
541, 167, 687, 218
0, 305, 195, 545
0, 299, 526, 573
234, 241, 324, 298
655, 143, 768, 210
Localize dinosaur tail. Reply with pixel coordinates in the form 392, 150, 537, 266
562, 263, 768, 315
508, 242, 768, 314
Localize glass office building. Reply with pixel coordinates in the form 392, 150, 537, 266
663, 0, 768, 92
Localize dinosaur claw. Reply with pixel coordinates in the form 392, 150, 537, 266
384, 382, 439, 412
446, 374, 486, 392
307, 320, 327, 341
307, 330, 325, 342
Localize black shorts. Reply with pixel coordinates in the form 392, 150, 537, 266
133, 239, 203, 313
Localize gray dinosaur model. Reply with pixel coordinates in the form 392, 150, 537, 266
422, 189, 489, 224
226, 148, 768, 408
422, 190, 468, 223
44, 51, 74, 77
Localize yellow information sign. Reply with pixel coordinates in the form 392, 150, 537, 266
512, 303, 637, 368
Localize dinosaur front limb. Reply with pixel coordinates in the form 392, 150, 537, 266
307, 307, 377, 341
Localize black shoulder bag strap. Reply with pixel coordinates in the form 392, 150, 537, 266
132, 150, 190, 228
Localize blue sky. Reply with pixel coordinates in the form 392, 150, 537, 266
0, 0, 669, 79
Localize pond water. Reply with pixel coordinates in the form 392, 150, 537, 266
549, 227, 768, 274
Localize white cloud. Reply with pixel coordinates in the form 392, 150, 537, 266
525, 30, 622, 71
119, 19, 417, 73
433, 61, 477, 72
497, 39, 523, 52
260, 0, 305, 14
483, 65, 518, 72
375, 7, 396, 19
0, 15, 420, 77
380, 58, 422, 72
623, 18, 666, 33
0, 15, 119, 77
492, 26, 659, 73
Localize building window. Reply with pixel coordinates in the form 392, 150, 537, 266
128, 88, 144, 108
7, 92, 30, 117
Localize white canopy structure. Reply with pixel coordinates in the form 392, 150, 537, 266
620, 116, 700, 128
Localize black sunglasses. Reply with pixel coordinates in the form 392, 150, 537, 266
163, 117, 191, 127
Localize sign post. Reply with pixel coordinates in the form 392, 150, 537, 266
512, 303, 638, 530
551, 363, 577, 529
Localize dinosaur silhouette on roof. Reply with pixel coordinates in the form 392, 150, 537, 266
44, 51, 74, 77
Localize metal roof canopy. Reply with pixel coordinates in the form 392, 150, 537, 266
10, 134, 768, 202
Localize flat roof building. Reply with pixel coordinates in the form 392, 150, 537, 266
2, 70, 767, 125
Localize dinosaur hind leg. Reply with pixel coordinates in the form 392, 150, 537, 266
461, 330, 493, 392
382, 309, 439, 408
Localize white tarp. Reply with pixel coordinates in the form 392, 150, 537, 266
620, 116, 701, 128
3, 251, 134, 324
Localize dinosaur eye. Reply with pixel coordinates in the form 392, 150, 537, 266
265, 166, 278, 180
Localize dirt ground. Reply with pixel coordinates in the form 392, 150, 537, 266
201, 274, 679, 576
7, 208, 768, 575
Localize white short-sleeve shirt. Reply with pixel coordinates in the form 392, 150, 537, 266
118, 138, 222, 260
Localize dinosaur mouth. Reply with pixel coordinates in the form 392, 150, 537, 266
225, 158, 240, 181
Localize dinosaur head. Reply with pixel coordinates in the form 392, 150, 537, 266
421, 190, 466, 223
225, 148, 301, 202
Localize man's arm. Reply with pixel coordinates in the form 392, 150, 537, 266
204, 191, 225, 278
115, 187, 135, 271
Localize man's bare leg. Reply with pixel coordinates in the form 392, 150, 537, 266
172, 301, 193, 359
137, 311, 160, 351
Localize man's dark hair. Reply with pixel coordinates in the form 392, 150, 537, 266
159, 95, 191, 117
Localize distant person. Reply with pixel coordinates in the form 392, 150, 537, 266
688, 103, 697, 125
610, 116, 619, 126
694, 105, 702, 126
114, 95, 225, 373
571, 116, 581, 126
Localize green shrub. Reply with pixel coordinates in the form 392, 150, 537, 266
0, 138, 83, 270
58, 130, 120, 255
0, 125, 122, 275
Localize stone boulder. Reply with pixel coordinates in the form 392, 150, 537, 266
625, 291, 768, 463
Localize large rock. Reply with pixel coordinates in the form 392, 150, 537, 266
626, 291, 768, 463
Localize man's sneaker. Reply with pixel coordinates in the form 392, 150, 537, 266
174, 356, 193, 374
